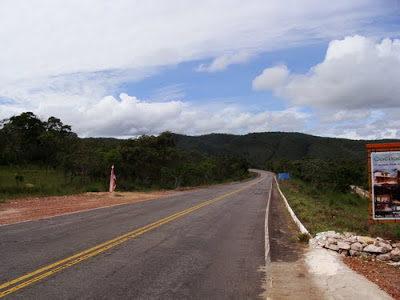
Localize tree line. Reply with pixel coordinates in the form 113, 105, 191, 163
267, 158, 366, 192
0, 112, 250, 191
174, 132, 381, 192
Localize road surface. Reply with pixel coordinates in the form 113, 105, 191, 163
0, 171, 273, 299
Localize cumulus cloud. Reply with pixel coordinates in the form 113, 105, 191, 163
255, 36, 400, 109
78, 95, 310, 137
196, 52, 253, 72
312, 110, 400, 140
253, 35, 400, 139
75, 93, 185, 136
252, 65, 289, 90
1, 2, 399, 139
0, 88, 309, 137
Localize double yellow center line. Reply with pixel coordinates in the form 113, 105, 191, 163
0, 179, 261, 298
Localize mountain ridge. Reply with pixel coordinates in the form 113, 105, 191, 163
172, 132, 400, 167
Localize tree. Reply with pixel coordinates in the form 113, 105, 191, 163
40, 116, 77, 167
1, 112, 44, 164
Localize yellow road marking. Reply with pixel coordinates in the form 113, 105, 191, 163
0, 179, 262, 298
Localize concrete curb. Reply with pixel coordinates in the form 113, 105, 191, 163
264, 173, 273, 298
265, 174, 273, 262
273, 176, 310, 236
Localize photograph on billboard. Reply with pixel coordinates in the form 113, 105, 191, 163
371, 151, 400, 221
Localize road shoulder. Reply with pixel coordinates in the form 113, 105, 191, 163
267, 181, 324, 299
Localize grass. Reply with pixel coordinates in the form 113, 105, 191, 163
289, 233, 311, 244
279, 178, 400, 241
0, 165, 256, 203
0, 165, 106, 202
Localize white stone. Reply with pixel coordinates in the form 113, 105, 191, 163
345, 236, 357, 243
337, 241, 350, 250
351, 242, 363, 251
327, 237, 338, 244
316, 231, 336, 236
325, 232, 344, 239
344, 232, 356, 238
357, 236, 375, 245
376, 253, 391, 261
375, 241, 392, 252
390, 248, 400, 261
363, 244, 387, 254
326, 243, 339, 251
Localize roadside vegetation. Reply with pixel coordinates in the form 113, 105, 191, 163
0, 166, 83, 201
279, 178, 400, 240
267, 158, 399, 240
0, 112, 251, 202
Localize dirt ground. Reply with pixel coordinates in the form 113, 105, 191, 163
268, 182, 324, 299
343, 256, 400, 300
0, 191, 176, 226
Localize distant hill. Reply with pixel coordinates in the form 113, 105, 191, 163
173, 132, 400, 167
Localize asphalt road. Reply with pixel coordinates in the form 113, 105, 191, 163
0, 170, 273, 299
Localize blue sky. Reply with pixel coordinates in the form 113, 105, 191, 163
125, 44, 326, 106
1, 0, 400, 139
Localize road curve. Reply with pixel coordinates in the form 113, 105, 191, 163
0, 170, 273, 299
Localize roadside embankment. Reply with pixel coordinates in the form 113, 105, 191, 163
274, 177, 399, 300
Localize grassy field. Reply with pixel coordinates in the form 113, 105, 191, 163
0, 165, 256, 203
279, 178, 400, 241
0, 166, 105, 202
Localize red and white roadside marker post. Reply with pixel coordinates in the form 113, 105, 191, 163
109, 165, 117, 192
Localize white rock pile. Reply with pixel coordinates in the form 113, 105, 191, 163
313, 231, 400, 263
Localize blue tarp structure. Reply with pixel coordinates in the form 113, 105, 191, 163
278, 173, 290, 180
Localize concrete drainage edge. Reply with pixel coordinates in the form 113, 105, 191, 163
264, 174, 273, 294
273, 175, 310, 236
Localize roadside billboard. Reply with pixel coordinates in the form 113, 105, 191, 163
367, 143, 400, 223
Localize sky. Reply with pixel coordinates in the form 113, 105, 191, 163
1, 0, 400, 139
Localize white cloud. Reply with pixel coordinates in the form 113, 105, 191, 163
147, 84, 186, 102
318, 109, 371, 124
0, 1, 395, 83
252, 65, 289, 90
253, 35, 400, 139
307, 107, 400, 140
0, 89, 309, 137
81, 95, 309, 137
0, 1, 399, 139
75, 93, 185, 136
269, 36, 400, 110
196, 52, 253, 72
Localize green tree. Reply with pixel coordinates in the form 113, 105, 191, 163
1, 112, 44, 164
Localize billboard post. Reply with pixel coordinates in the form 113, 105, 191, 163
367, 143, 400, 223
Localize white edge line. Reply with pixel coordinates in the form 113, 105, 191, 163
273, 176, 310, 236
264, 172, 273, 292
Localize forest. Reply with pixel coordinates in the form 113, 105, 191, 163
0, 112, 250, 196
2, 112, 398, 197
174, 133, 400, 192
